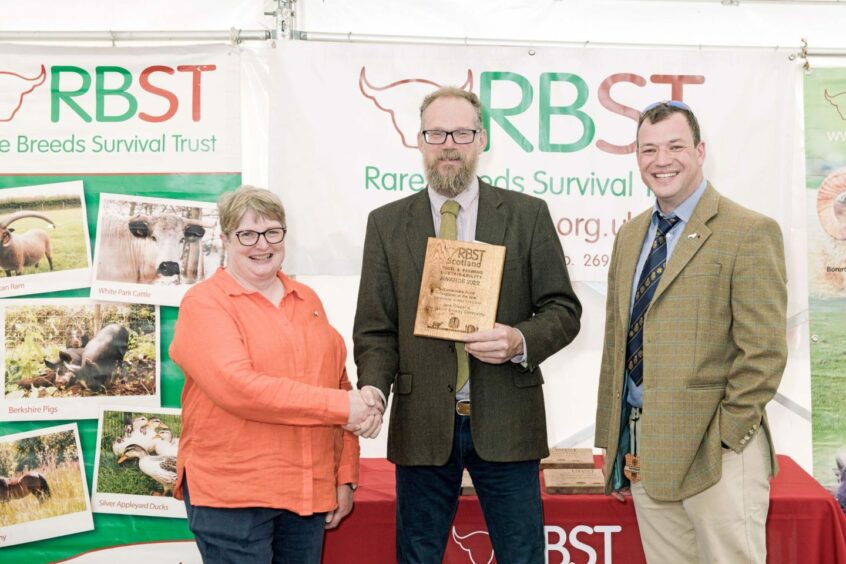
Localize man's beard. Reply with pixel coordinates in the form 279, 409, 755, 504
424, 149, 477, 198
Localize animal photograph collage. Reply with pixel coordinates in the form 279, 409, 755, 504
0, 181, 220, 547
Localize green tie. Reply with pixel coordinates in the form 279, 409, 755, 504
440, 200, 470, 392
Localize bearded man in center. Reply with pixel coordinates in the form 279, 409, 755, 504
353, 86, 582, 563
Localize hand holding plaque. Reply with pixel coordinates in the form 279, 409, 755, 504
413, 238, 506, 342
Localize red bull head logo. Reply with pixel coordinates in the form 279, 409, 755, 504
359, 67, 473, 149
451, 527, 494, 564
0, 65, 46, 122
825, 89, 846, 120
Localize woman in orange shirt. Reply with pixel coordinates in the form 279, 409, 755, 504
170, 185, 381, 563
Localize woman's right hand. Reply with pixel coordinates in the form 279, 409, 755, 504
346, 389, 383, 438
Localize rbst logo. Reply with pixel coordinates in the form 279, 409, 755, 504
0, 63, 216, 123
0, 65, 46, 122
448, 524, 624, 563
359, 66, 705, 155
51, 64, 216, 123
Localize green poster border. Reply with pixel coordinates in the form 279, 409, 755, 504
0, 172, 240, 561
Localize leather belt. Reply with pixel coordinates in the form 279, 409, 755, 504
456, 400, 471, 416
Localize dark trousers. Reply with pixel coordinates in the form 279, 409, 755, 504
183, 476, 326, 564
395, 412, 544, 564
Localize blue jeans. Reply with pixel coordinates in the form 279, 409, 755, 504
395, 413, 544, 564
183, 475, 326, 564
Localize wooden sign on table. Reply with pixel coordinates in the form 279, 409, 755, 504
541, 448, 595, 469
543, 468, 605, 494
414, 238, 506, 342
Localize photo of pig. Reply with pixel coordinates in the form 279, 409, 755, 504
0, 182, 92, 298
3, 302, 156, 400
92, 193, 222, 307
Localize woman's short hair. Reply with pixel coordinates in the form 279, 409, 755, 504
217, 185, 286, 235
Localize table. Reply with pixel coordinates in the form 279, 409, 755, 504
323, 455, 846, 563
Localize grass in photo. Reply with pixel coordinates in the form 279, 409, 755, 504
0, 429, 87, 526
0, 194, 88, 277
809, 297, 846, 504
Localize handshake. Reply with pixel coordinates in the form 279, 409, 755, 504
345, 386, 385, 439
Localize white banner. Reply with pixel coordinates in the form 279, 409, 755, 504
0, 44, 240, 174
270, 42, 795, 281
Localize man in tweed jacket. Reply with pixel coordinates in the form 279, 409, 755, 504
595, 101, 787, 563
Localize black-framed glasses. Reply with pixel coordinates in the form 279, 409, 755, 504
641, 100, 692, 115
233, 227, 287, 246
421, 129, 480, 145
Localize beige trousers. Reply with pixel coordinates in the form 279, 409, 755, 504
631, 429, 771, 564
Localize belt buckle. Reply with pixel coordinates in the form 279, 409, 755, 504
456, 400, 471, 416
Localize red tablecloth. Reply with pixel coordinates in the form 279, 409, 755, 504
324, 455, 846, 563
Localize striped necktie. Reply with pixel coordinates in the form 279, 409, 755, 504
440, 200, 470, 392
626, 213, 680, 386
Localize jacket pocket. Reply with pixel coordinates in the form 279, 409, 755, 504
513, 369, 543, 388
392, 372, 412, 395
679, 262, 722, 278
686, 382, 726, 391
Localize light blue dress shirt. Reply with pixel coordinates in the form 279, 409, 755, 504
626, 179, 708, 408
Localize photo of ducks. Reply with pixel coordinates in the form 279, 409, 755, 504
0, 299, 160, 421
91, 407, 184, 519
0, 423, 93, 547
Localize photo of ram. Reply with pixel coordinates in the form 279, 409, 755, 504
91, 407, 185, 519
0, 423, 93, 547
0, 299, 160, 421
91, 193, 222, 307
0, 181, 92, 298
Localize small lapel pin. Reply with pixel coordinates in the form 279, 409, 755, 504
687, 233, 699, 239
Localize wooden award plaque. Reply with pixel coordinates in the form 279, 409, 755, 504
413, 238, 506, 342
543, 468, 605, 495
460, 470, 476, 495
540, 448, 595, 470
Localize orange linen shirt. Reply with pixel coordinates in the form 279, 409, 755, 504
170, 268, 359, 515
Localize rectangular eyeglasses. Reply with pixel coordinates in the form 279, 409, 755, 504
234, 228, 287, 246
421, 129, 480, 145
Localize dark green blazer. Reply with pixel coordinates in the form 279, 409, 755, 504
353, 180, 582, 466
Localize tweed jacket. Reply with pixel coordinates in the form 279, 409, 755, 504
594, 184, 787, 501
354, 179, 582, 466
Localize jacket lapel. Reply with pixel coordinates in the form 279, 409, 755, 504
474, 180, 507, 246
404, 190, 436, 275
651, 184, 719, 304
617, 210, 652, 326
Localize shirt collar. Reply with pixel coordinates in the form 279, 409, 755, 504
427, 176, 480, 214
652, 178, 708, 223
215, 267, 303, 300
